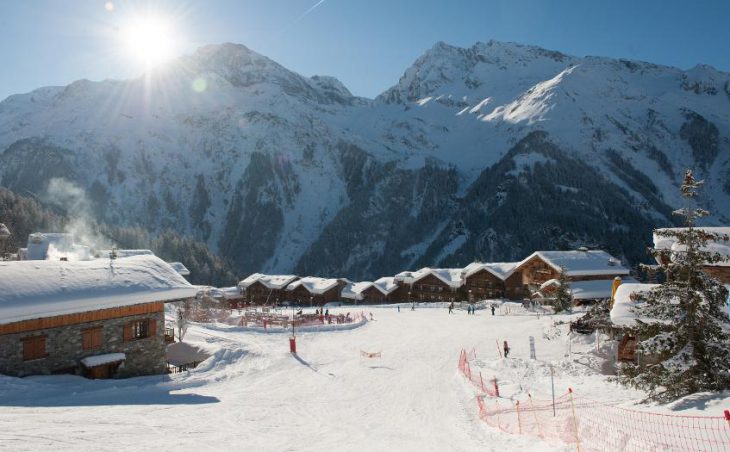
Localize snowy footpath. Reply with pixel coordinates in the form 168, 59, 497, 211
0, 307, 728, 451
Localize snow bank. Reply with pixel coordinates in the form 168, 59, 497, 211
610, 283, 660, 327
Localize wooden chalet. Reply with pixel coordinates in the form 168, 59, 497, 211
654, 227, 730, 284
239, 273, 299, 305
0, 255, 197, 379
460, 262, 523, 300
342, 277, 398, 304
285, 277, 347, 306
609, 283, 660, 363
393, 268, 462, 303
512, 249, 630, 303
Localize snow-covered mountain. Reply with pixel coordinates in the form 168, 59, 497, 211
1, 40, 729, 279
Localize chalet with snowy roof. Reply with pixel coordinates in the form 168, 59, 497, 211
285, 277, 347, 306
609, 283, 660, 362
653, 227, 730, 284
393, 268, 463, 303
212, 286, 245, 309
342, 277, 398, 304
239, 273, 299, 305
512, 249, 630, 302
460, 262, 522, 300
536, 275, 638, 305
0, 255, 197, 379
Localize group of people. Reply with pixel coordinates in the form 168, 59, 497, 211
447, 303, 481, 315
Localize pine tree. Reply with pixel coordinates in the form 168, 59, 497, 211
552, 267, 572, 313
616, 170, 730, 402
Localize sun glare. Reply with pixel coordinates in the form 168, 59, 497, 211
120, 13, 178, 69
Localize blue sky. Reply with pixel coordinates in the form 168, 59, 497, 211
1, 0, 729, 101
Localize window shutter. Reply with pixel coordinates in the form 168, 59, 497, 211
22, 339, 32, 361
82, 330, 91, 350
148, 318, 157, 337
123, 323, 132, 342
22, 336, 46, 361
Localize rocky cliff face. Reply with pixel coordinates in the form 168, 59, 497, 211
1, 41, 729, 279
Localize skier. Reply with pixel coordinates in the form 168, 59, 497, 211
369, 312, 374, 320
491, 305, 496, 316
448, 302, 453, 314
411, 302, 415, 311
397, 305, 400, 313
503, 340, 510, 358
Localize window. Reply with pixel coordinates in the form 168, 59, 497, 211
82, 327, 103, 350
124, 319, 156, 342
132, 320, 148, 339
22, 336, 47, 361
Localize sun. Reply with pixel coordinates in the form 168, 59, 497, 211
120, 13, 178, 69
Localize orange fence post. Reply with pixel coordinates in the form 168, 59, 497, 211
528, 394, 544, 439
516, 400, 522, 435
493, 376, 500, 397
725, 410, 730, 428
494, 398, 502, 431
496, 339, 503, 358
568, 388, 581, 452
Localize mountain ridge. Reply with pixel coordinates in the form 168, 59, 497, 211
0, 40, 728, 280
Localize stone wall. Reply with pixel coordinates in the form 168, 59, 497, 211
0, 310, 165, 378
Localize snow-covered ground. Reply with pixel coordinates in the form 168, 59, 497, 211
1, 307, 728, 451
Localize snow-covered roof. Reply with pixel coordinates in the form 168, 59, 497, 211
461, 262, 519, 280
218, 286, 244, 300
80, 353, 126, 368
0, 255, 198, 325
537, 276, 638, 300
238, 273, 299, 290
373, 277, 398, 295
286, 277, 342, 295
395, 267, 463, 288
168, 262, 190, 276
610, 283, 660, 327
654, 227, 730, 267
341, 282, 369, 300
23, 232, 92, 261
571, 277, 639, 300
517, 250, 629, 277
342, 278, 398, 299
98, 249, 155, 259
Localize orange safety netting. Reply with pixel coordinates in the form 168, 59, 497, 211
458, 348, 730, 451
